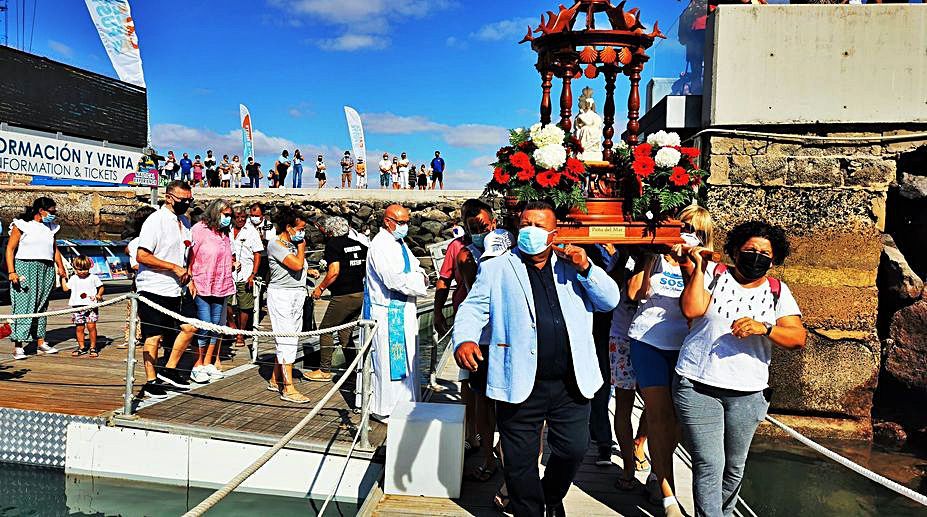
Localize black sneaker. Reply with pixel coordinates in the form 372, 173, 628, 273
157, 368, 191, 389
142, 381, 169, 400
595, 445, 612, 467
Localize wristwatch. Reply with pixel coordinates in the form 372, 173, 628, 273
764, 323, 774, 336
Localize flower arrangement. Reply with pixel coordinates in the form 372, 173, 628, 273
486, 124, 587, 211
614, 130, 708, 220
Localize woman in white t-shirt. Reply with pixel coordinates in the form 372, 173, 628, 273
625, 205, 714, 516
5, 197, 67, 359
230, 155, 243, 188
220, 155, 232, 188
676, 221, 806, 517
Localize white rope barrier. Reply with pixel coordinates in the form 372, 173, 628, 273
765, 415, 927, 507
182, 321, 378, 517
0, 294, 131, 320
135, 295, 358, 338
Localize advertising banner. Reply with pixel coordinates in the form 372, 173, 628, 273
0, 128, 154, 186
85, 0, 146, 88
343, 106, 367, 176
240, 104, 254, 161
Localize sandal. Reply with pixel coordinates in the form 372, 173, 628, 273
88, 349, 99, 358
280, 391, 311, 404
493, 487, 511, 515
635, 454, 651, 472
465, 461, 498, 482
72, 348, 89, 357
616, 475, 636, 491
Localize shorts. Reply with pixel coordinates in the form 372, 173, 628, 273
316, 172, 327, 180
231, 281, 255, 310
432, 170, 443, 182
417, 175, 428, 187
609, 337, 636, 390
629, 339, 680, 388
138, 291, 181, 340
72, 307, 99, 325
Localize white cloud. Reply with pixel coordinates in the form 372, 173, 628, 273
270, 0, 452, 51
316, 34, 386, 52
470, 17, 535, 42
48, 40, 74, 58
468, 155, 497, 169
445, 36, 467, 49
361, 113, 508, 150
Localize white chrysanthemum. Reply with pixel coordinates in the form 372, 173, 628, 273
615, 140, 629, 150
646, 130, 681, 148
530, 123, 566, 148
654, 147, 682, 168
533, 144, 567, 170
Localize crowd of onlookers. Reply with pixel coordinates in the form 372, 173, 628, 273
5, 185, 806, 517
158, 148, 448, 190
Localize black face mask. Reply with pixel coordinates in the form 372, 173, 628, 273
172, 199, 191, 215
735, 251, 773, 281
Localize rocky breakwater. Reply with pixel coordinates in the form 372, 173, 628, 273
0, 186, 149, 239
703, 128, 927, 440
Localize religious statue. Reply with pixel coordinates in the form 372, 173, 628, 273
574, 86, 604, 162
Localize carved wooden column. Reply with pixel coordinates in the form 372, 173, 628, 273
559, 68, 575, 132
625, 60, 644, 145
540, 69, 554, 126
601, 66, 618, 160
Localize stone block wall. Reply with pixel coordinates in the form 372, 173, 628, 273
702, 127, 927, 440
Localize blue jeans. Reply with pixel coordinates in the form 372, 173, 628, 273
181, 170, 191, 183
292, 163, 303, 188
673, 376, 769, 517
193, 295, 228, 347
249, 175, 259, 188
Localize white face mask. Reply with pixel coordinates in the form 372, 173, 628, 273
249, 216, 263, 226
681, 232, 702, 247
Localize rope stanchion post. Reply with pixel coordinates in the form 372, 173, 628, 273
358, 319, 375, 452
122, 294, 139, 417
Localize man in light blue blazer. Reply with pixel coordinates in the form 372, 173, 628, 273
454, 201, 620, 517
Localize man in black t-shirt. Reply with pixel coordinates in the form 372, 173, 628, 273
204, 150, 219, 187
308, 216, 368, 382
245, 157, 261, 188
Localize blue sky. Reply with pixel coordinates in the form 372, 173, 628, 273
7, 0, 692, 188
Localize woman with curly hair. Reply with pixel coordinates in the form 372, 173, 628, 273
675, 221, 807, 517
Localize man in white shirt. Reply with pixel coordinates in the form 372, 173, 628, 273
229, 205, 264, 346
378, 153, 392, 190
397, 152, 411, 190
363, 204, 429, 419
135, 180, 193, 399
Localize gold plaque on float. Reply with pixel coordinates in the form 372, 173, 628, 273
588, 226, 627, 239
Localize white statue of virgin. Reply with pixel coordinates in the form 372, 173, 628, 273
574, 87, 604, 162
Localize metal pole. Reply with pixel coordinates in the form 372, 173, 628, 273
123, 295, 139, 416
251, 279, 261, 363
359, 321, 373, 452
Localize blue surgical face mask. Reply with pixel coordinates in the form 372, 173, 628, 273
471, 232, 488, 250
42, 213, 56, 224
517, 226, 552, 256
290, 230, 305, 243
392, 224, 409, 240
219, 215, 232, 228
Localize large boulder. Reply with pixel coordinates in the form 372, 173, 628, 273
885, 299, 927, 393
898, 172, 927, 201
878, 234, 924, 303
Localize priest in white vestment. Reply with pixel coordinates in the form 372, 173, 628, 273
363, 204, 429, 419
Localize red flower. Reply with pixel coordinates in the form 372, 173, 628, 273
565, 157, 585, 176
516, 165, 536, 181
633, 143, 653, 159
510, 152, 532, 170
536, 170, 562, 188
80, 293, 88, 299
690, 173, 703, 187
632, 157, 655, 177
184, 240, 192, 248
493, 167, 511, 185
680, 147, 700, 159
669, 166, 690, 187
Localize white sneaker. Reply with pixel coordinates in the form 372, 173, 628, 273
38, 344, 59, 354
190, 365, 211, 384
13, 347, 26, 360
204, 364, 225, 381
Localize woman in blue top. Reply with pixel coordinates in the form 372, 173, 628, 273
676, 221, 806, 517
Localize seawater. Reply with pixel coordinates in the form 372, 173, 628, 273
0, 463, 358, 517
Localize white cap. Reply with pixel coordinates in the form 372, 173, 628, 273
481, 229, 515, 260
451, 225, 466, 239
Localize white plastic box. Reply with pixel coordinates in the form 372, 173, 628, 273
384, 401, 465, 498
